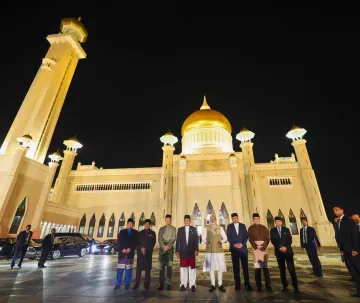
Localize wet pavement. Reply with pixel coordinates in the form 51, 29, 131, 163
0, 247, 358, 302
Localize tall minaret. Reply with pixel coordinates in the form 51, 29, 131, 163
50, 137, 82, 205
236, 128, 264, 221
286, 126, 335, 245
159, 132, 178, 218
0, 18, 87, 163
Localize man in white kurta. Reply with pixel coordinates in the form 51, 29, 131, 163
202, 215, 227, 292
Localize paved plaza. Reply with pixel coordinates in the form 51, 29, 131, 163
0, 247, 358, 302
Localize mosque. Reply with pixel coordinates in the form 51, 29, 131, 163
0, 18, 336, 246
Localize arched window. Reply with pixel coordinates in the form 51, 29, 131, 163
289, 209, 299, 235
219, 202, 230, 231
266, 209, 275, 230
150, 212, 156, 225
139, 212, 146, 231
118, 213, 125, 233
300, 208, 307, 221
88, 214, 96, 237
191, 203, 202, 237
204, 200, 215, 226
97, 213, 106, 237
107, 213, 115, 238
9, 197, 27, 234
131, 212, 135, 227
79, 214, 86, 233
278, 209, 286, 227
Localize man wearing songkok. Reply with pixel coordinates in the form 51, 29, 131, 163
248, 213, 273, 292
202, 214, 227, 292
176, 215, 199, 292
133, 219, 157, 290
114, 218, 138, 290
158, 214, 176, 291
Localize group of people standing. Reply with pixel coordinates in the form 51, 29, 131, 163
113, 211, 327, 293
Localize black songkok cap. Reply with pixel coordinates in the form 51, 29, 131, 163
184, 215, 191, 220
274, 216, 282, 221
253, 213, 260, 218
165, 214, 172, 219
144, 219, 151, 224
127, 218, 134, 223
231, 213, 238, 218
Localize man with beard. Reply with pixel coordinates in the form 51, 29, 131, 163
114, 218, 138, 290
158, 214, 176, 291
334, 206, 360, 298
270, 216, 299, 292
227, 213, 253, 291
176, 215, 199, 292
248, 213, 272, 292
202, 214, 227, 292
133, 219, 156, 290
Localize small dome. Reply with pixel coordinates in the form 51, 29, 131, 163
289, 125, 301, 131
68, 137, 79, 142
180, 155, 187, 159
52, 151, 61, 157
239, 128, 250, 133
22, 134, 33, 140
165, 131, 174, 136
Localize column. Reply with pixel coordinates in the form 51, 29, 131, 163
177, 156, 187, 226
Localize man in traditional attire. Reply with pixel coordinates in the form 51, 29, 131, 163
270, 216, 299, 292
38, 228, 56, 268
176, 215, 199, 292
248, 213, 272, 292
227, 213, 253, 291
300, 218, 323, 277
158, 214, 176, 291
10, 224, 32, 269
114, 218, 138, 290
133, 219, 156, 290
202, 214, 227, 292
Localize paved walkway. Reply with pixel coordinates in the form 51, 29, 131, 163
0, 247, 358, 302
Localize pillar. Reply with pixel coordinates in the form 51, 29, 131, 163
177, 156, 187, 226
159, 145, 175, 219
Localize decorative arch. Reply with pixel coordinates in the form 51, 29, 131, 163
107, 213, 115, 238
300, 208, 307, 221
219, 202, 230, 231
9, 197, 27, 234
130, 212, 135, 227
118, 213, 125, 233
204, 200, 216, 226
79, 214, 86, 233
278, 209, 286, 227
191, 203, 202, 237
97, 213, 106, 237
88, 213, 96, 237
139, 212, 146, 230
266, 209, 275, 230
150, 212, 156, 225
289, 209, 299, 235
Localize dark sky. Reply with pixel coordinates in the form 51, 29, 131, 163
0, 7, 357, 219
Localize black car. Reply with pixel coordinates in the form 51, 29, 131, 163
54, 233, 97, 253
0, 238, 40, 260
43, 236, 89, 260
93, 239, 117, 255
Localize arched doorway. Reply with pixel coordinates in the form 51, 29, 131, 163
289, 209, 299, 235
9, 197, 27, 234
108, 213, 115, 238
97, 213, 106, 237
118, 213, 125, 234
191, 203, 202, 238
219, 202, 230, 231
266, 210, 275, 230
150, 212, 156, 231
130, 212, 136, 228
88, 214, 96, 237
278, 209, 286, 227
204, 200, 215, 226
300, 208, 307, 221
79, 214, 86, 233
139, 212, 145, 231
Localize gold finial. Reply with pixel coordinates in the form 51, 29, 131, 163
200, 94, 210, 110
77, 16, 81, 22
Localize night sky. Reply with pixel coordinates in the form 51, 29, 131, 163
0, 7, 357, 219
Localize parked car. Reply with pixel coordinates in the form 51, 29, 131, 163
93, 239, 117, 255
44, 236, 89, 260
54, 233, 98, 253
0, 238, 40, 260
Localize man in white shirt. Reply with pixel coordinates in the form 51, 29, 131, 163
176, 215, 199, 292
202, 214, 227, 292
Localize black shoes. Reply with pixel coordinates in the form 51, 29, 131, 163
17, 264, 21, 269
293, 285, 300, 292
113, 285, 120, 290
235, 285, 241, 291
191, 285, 196, 292
209, 285, 216, 292
180, 285, 186, 291
218, 285, 226, 292
158, 285, 164, 291
351, 294, 360, 298
245, 284, 253, 291
257, 287, 262, 292
132, 284, 139, 290
125, 285, 130, 290
266, 286, 273, 292
10, 265, 13, 269
167, 285, 172, 290
281, 286, 288, 291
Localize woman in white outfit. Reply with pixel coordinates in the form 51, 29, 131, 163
202, 214, 228, 292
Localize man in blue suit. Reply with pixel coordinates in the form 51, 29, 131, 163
227, 213, 253, 291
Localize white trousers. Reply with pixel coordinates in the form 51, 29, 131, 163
209, 271, 223, 286
180, 267, 196, 287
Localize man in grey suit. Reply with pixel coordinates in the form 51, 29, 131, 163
158, 214, 176, 291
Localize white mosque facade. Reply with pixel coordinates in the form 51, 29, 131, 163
0, 18, 336, 247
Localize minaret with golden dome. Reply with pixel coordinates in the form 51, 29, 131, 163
0, 18, 87, 164
181, 95, 233, 154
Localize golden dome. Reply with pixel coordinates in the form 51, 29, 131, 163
68, 137, 79, 142
181, 96, 232, 136
165, 131, 174, 136
289, 125, 300, 131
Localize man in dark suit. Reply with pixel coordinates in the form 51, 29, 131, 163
300, 218, 322, 277
176, 215, 199, 292
351, 214, 360, 246
226, 212, 253, 291
114, 218, 138, 290
10, 224, 32, 269
270, 217, 299, 292
38, 228, 56, 268
133, 219, 156, 290
334, 206, 360, 298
